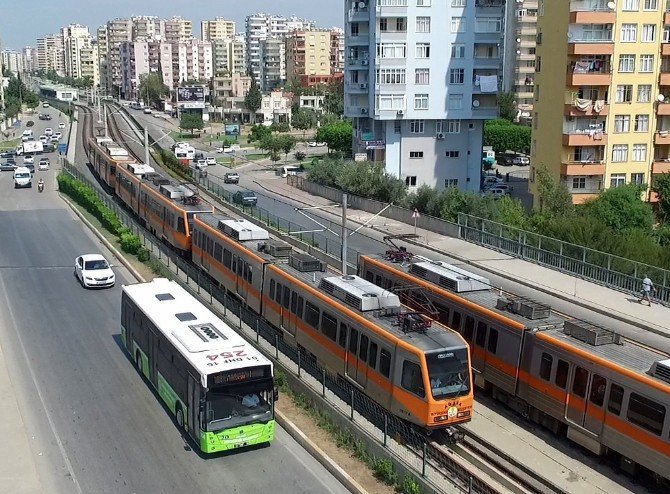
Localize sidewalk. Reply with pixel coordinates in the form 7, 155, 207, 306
257, 176, 670, 341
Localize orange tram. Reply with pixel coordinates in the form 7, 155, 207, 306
359, 253, 670, 481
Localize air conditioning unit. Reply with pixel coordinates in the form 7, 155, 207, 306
436, 132, 445, 139
361, 108, 368, 114
396, 109, 404, 116
360, 83, 368, 89
361, 59, 369, 65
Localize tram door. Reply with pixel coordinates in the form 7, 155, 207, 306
346, 328, 367, 387
565, 366, 605, 437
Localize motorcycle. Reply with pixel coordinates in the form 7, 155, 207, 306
37, 181, 44, 193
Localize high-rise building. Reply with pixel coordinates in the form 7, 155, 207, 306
329, 27, 345, 74
246, 14, 288, 85
285, 30, 331, 81
344, 0, 504, 192
1, 50, 24, 75
103, 18, 133, 96
211, 36, 246, 76
36, 34, 65, 75
22, 46, 37, 73
120, 40, 173, 98
530, 0, 668, 205
132, 16, 163, 41
61, 24, 92, 80
164, 16, 193, 44
172, 39, 213, 85
260, 36, 286, 91
201, 18, 236, 41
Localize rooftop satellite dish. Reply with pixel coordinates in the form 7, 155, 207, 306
658, 94, 666, 102
607, 1, 616, 9
472, 99, 480, 108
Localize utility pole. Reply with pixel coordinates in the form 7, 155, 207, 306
103, 104, 108, 137
144, 127, 150, 166
97, 89, 102, 123
341, 193, 348, 275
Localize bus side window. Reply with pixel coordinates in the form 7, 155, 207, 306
282, 287, 290, 309
223, 249, 232, 269
375, 275, 382, 286
555, 359, 569, 389
359, 334, 369, 362
487, 329, 499, 353
177, 217, 186, 234
368, 342, 378, 369
290, 292, 298, 314
296, 296, 304, 319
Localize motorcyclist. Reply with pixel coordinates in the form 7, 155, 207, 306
37, 178, 44, 191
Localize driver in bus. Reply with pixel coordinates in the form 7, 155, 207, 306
242, 393, 260, 408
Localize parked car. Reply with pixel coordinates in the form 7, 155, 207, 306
481, 187, 509, 200
487, 184, 513, 193
482, 176, 502, 188
224, 172, 240, 184
496, 154, 516, 167
513, 155, 530, 166
143, 108, 152, 114
26, 120, 34, 127
233, 190, 258, 207
216, 145, 232, 153
308, 141, 327, 147
206, 157, 217, 166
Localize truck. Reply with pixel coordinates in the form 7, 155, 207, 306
16, 141, 44, 155
482, 146, 496, 170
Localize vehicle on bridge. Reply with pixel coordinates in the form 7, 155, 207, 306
122, 278, 277, 453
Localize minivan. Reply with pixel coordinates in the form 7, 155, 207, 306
275, 165, 301, 178
13, 166, 32, 188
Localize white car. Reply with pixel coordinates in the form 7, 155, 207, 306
74, 254, 115, 288
193, 159, 208, 170
38, 158, 50, 171
58, 122, 66, 129
308, 141, 327, 147
44, 127, 53, 137
143, 108, 152, 114
206, 157, 217, 166
39, 135, 48, 143
54, 131, 62, 139
23, 155, 34, 164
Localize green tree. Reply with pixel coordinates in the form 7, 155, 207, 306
497, 92, 517, 122
291, 108, 317, 136
258, 134, 283, 157
315, 120, 353, 155
483, 119, 531, 154
284, 76, 303, 97
651, 173, 670, 223
582, 184, 654, 232
278, 135, 296, 162
322, 80, 344, 116
138, 73, 169, 107
248, 124, 272, 144
244, 79, 263, 124
179, 112, 204, 137
531, 166, 575, 219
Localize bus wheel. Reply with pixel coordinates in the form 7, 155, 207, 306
176, 405, 185, 430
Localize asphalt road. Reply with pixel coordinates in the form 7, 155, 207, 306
0, 135, 349, 493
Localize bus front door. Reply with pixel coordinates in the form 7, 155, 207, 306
187, 374, 199, 438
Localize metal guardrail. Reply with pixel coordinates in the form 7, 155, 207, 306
61, 160, 501, 494
458, 213, 670, 306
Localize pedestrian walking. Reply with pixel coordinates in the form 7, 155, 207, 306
639, 275, 656, 306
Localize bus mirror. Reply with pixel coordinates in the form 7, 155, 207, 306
273, 386, 279, 402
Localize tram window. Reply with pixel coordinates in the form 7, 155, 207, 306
369, 342, 378, 369
365, 270, 373, 282
275, 283, 283, 304
589, 374, 607, 407
435, 304, 450, 326
451, 311, 462, 331
375, 275, 382, 286
177, 217, 186, 234
223, 249, 232, 269
607, 384, 624, 415
231, 255, 237, 273
627, 393, 665, 436
359, 334, 369, 362
555, 359, 569, 389
282, 288, 290, 309
463, 316, 475, 341
214, 243, 223, 262
247, 265, 253, 283
401, 360, 425, 398
338, 323, 348, 348
321, 312, 338, 341
304, 301, 320, 329
379, 349, 391, 378
296, 296, 304, 319
475, 320, 486, 348
539, 353, 552, 381
269, 279, 276, 300
291, 292, 298, 314
572, 366, 588, 398
487, 329, 499, 354
349, 328, 359, 354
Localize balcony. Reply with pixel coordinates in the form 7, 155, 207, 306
348, 7, 369, 22
346, 82, 369, 93
658, 102, 670, 115
475, 0, 504, 7
568, 11, 616, 24
473, 56, 500, 68
663, 43, 670, 56
348, 57, 370, 68
375, 0, 408, 15
567, 41, 614, 55
566, 62, 611, 86
652, 159, 670, 174
655, 131, 670, 145
564, 99, 609, 116
561, 161, 606, 175
661, 72, 670, 86
348, 34, 370, 45
562, 131, 607, 146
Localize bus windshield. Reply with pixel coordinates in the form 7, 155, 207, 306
425, 349, 470, 400
205, 383, 273, 432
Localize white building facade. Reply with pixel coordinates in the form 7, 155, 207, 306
344, 0, 504, 192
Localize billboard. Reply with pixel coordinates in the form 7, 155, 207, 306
177, 86, 205, 109
225, 124, 240, 136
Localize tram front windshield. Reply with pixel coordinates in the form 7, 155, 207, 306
425, 349, 470, 400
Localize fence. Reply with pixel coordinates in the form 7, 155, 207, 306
60, 160, 498, 494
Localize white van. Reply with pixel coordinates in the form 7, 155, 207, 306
13, 167, 32, 188
275, 165, 301, 178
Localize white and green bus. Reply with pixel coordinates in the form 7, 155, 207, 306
121, 278, 277, 453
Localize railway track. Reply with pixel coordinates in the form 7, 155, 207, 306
74, 102, 577, 494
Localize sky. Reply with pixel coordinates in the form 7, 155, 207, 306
0, 0, 344, 50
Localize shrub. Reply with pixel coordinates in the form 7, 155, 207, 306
120, 232, 141, 255
295, 151, 306, 161
400, 475, 422, 494
371, 457, 397, 485
137, 247, 151, 262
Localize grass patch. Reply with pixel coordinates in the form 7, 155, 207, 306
240, 152, 268, 161
0, 137, 21, 149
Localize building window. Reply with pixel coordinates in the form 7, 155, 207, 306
445, 120, 461, 133
475, 17, 502, 33
614, 115, 630, 133
376, 68, 406, 84
409, 151, 424, 158
615, 84, 633, 103
416, 17, 431, 33
409, 120, 425, 133
623, 0, 640, 9
632, 144, 647, 161
451, 17, 464, 33
643, 0, 658, 9
634, 114, 649, 132
378, 93, 406, 110
631, 173, 645, 185
637, 84, 652, 102
449, 68, 464, 84
451, 44, 465, 58
416, 43, 430, 58
446, 150, 460, 158
405, 176, 417, 186
620, 24, 637, 42
379, 18, 388, 32
451, 0, 466, 6
639, 55, 654, 72
394, 120, 402, 134
610, 173, 627, 187
642, 24, 656, 42
612, 145, 628, 162
572, 177, 586, 189
415, 68, 430, 84
448, 94, 463, 110
414, 93, 429, 109
445, 179, 458, 188
396, 18, 407, 31
377, 43, 407, 59
618, 54, 635, 72
417, 0, 431, 5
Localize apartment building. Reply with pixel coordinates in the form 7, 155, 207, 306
120, 40, 173, 98
22, 46, 37, 73
286, 30, 332, 79
36, 34, 65, 75
211, 72, 252, 121
344, 0, 504, 192
201, 18, 236, 41
103, 18, 133, 96
260, 36, 286, 91
172, 39, 213, 85
132, 16, 163, 40
61, 24, 92, 80
164, 16, 193, 44
79, 42, 100, 88
1, 50, 24, 75
330, 27, 345, 74
211, 35, 246, 76
531, 0, 668, 205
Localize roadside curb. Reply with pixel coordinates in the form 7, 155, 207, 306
256, 181, 666, 337
58, 194, 146, 283
276, 409, 369, 494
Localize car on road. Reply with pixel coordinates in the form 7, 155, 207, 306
54, 131, 62, 139
143, 108, 152, 114
194, 152, 205, 161
216, 146, 232, 153
224, 172, 240, 184
0, 151, 15, 159
308, 141, 327, 147
0, 161, 17, 172
42, 102, 50, 108
58, 122, 66, 129
26, 120, 34, 127
23, 155, 34, 165
24, 163, 35, 174
44, 127, 53, 137
233, 190, 258, 207
44, 114, 52, 120
50, 136, 60, 144
43, 143, 55, 153
74, 254, 115, 289
193, 159, 208, 170
39, 135, 48, 144
38, 158, 50, 170
512, 155, 530, 166
38, 113, 48, 120
206, 157, 217, 166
